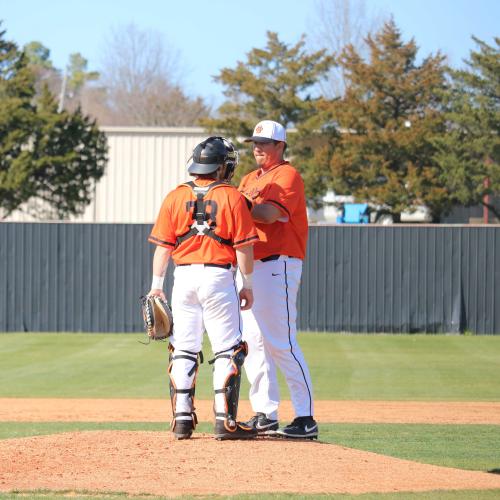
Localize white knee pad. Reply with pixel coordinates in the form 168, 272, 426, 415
168, 345, 203, 431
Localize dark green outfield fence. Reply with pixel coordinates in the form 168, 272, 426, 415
1, 223, 499, 334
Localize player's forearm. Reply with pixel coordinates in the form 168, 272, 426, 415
251, 203, 282, 224
151, 246, 172, 289
236, 245, 254, 277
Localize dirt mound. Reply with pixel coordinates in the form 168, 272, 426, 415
1, 430, 500, 497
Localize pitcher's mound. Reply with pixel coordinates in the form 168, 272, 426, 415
2, 431, 500, 497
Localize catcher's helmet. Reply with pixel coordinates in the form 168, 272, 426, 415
188, 136, 238, 179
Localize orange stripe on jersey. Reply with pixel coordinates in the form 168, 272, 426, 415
149, 179, 258, 266
238, 162, 308, 261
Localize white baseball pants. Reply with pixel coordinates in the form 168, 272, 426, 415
169, 264, 242, 420
240, 257, 314, 420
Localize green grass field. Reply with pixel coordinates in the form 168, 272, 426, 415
1, 332, 499, 500
1, 332, 499, 400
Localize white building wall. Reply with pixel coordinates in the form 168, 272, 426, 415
4, 126, 208, 223
2, 125, 433, 224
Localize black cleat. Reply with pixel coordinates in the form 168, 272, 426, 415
214, 419, 257, 440
276, 416, 318, 439
244, 412, 279, 435
172, 419, 194, 440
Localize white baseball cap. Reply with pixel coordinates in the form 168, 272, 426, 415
244, 120, 287, 143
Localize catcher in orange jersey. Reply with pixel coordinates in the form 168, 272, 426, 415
238, 120, 318, 439
147, 137, 259, 440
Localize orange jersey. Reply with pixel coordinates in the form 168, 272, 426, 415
149, 179, 258, 266
238, 161, 308, 260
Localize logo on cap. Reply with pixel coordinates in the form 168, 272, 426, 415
255, 125, 263, 133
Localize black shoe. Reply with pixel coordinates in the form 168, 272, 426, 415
276, 416, 318, 439
244, 412, 279, 434
214, 419, 257, 440
172, 419, 194, 440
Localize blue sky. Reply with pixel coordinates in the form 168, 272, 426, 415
1, 0, 498, 106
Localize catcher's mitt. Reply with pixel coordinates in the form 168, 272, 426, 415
140, 295, 173, 343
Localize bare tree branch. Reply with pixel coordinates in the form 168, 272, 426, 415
309, 0, 387, 98
89, 24, 209, 126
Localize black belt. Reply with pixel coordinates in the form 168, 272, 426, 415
178, 263, 232, 269
260, 254, 294, 262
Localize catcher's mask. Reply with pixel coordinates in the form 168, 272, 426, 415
188, 136, 238, 181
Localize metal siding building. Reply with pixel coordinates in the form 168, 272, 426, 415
4, 127, 208, 223
1, 223, 498, 334
4, 125, 498, 225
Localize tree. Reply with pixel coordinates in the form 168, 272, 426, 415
433, 37, 500, 219
24, 41, 53, 70
23, 40, 62, 99
0, 28, 37, 214
0, 26, 107, 219
321, 20, 450, 220
23, 43, 98, 115
310, 0, 386, 98
57, 52, 101, 116
66, 52, 99, 98
203, 31, 334, 197
27, 86, 108, 219
94, 24, 209, 126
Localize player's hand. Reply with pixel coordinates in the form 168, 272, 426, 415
239, 288, 254, 310
148, 289, 166, 301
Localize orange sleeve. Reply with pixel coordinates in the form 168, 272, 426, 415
231, 192, 259, 249
148, 194, 176, 248
261, 168, 304, 219
237, 174, 248, 191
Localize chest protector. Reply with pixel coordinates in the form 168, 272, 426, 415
176, 181, 232, 247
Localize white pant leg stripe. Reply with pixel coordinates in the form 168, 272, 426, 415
284, 260, 313, 416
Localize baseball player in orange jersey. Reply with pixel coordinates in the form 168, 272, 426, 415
238, 120, 318, 439
147, 136, 259, 440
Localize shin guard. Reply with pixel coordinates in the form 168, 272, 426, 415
168, 343, 203, 434
211, 340, 248, 432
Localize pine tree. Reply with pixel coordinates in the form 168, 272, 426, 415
24, 41, 53, 70
434, 37, 500, 219
66, 52, 99, 98
0, 27, 38, 214
28, 86, 107, 218
0, 26, 107, 219
202, 31, 334, 195
322, 19, 449, 220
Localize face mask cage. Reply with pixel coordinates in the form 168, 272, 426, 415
219, 138, 239, 181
